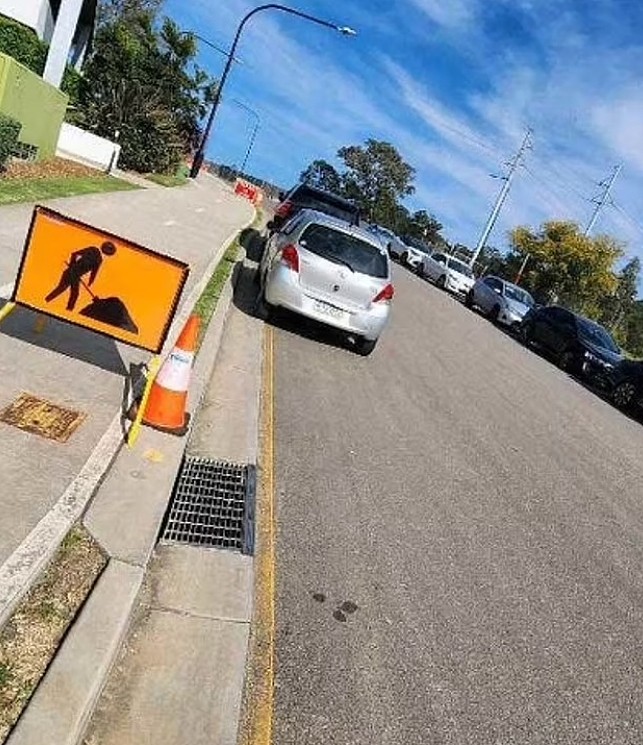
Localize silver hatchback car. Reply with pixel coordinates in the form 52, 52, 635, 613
259, 210, 394, 355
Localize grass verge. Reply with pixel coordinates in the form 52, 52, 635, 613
193, 210, 263, 350
0, 525, 107, 741
145, 173, 188, 188
0, 175, 137, 206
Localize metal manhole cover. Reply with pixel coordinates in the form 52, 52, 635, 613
161, 458, 256, 555
0, 393, 86, 443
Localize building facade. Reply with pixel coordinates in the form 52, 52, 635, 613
0, 0, 96, 82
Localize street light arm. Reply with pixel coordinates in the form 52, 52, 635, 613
190, 3, 356, 178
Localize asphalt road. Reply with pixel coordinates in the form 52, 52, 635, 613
271, 263, 643, 744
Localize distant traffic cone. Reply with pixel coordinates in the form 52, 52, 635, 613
141, 314, 200, 435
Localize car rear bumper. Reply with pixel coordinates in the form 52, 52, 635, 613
265, 267, 390, 341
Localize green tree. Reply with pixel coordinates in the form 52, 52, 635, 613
405, 210, 444, 244
599, 257, 640, 340
73, 5, 212, 173
338, 139, 415, 224
623, 300, 643, 358
299, 159, 342, 193
508, 221, 622, 313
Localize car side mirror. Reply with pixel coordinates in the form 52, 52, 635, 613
278, 191, 286, 201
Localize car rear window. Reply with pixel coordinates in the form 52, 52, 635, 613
300, 224, 389, 278
292, 186, 358, 222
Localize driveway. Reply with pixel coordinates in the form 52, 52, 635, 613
270, 264, 643, 744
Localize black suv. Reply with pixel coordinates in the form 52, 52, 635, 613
520, 305, 622, 383
268, 183, 360, 234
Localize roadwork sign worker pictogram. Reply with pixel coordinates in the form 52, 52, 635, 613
44, 241, 139, 334
45, 242, 116, 311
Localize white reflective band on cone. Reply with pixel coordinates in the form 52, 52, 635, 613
156, 350, 194, 392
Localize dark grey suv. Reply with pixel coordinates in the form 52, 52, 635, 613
268, 183, 360, 234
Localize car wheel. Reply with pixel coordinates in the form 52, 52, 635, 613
558, 348, 576, 373
437, 275, 446, 289
401, 252, 409, 266
519, 322, 533, 345
489, 304, 500, 323
613, 380, 637, 410
355, 337, 377, 356
464, 290, 474, 308
416, 264, 424, 278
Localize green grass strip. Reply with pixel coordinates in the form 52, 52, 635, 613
145, 173, 188, 188
0, 175, 138, 205
193, 210, 263, 350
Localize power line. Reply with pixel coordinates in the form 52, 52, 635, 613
613, 202, 643, 238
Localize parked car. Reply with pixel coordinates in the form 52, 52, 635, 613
520, 305, 622, 378
259, 210, 394, 356
268, 183, 360, 234
465, 275, 534, 327
418, 251, 475, 297
366, 225, 408, 261
400, 242, 432, 270
606, 360, 643, 412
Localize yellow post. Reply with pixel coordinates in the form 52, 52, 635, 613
127, 355, 161, 449
0, 302, 16, 324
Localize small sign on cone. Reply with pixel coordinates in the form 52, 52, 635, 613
140, 314, 200, 435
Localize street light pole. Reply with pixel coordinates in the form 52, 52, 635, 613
189, 3, 356, 179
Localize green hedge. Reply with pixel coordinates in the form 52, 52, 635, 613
0, 112, 21, 171
0, 17, 47, 73
0, 16, 80, 104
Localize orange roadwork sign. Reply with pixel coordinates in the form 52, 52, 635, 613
13, 206, 190, 353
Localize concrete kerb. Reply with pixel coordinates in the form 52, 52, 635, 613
0, 206, 257, 629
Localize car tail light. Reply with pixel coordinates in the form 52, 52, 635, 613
275, 200, 293, 218
280, 244, 299, 272
373, 283, 394, 303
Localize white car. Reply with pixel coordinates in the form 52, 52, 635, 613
401, 243, 431, 270
465, 276, 535, 326
418, 252, 475, 296
259, 210, 394, 356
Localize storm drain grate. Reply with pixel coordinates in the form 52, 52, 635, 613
161, 457, 255, 555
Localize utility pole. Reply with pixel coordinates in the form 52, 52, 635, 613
584, 165, 622, 236
514, 253, 530, 285
469, 128, 533, 268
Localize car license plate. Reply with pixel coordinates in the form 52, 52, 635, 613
312, 299, 346, 321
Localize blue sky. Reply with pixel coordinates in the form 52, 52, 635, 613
165, 0, 643, 258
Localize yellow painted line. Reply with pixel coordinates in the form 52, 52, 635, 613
265, 324, 276, 744
243, 324, 277, 745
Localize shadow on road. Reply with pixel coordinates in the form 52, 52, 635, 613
232, 228, 360, 354
0, 300, 127, 376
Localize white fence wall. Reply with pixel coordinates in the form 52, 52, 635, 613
56, 123, 121, 171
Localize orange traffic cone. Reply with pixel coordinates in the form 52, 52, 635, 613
141, 314, 200, 435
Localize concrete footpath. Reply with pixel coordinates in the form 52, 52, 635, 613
0, 176, 254, 624
6, 241, 266, 744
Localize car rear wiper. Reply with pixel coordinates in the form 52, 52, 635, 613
319, 253, 355, 272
